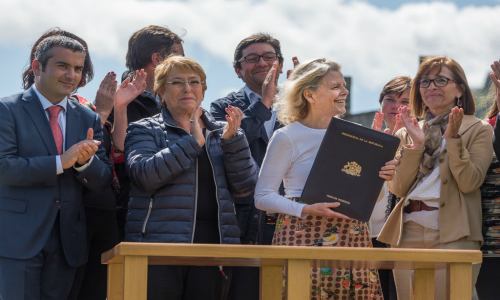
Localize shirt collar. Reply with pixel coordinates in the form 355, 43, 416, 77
142, 89, 160, 104
33, 85, 68, 113
244, 85, 261, 103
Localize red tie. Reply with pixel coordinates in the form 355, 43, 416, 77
46, 106, 63, 155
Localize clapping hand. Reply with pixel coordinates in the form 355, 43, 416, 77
61, 128, 101, 169
444, 107, 464, 139
261, 61, 279, 109
222, 106, 243, 140
190, 107, 205, 147
94, 72, 117, 123
490, 61, 500, 110
286, 56, 300, 79
399, 106, 425, 149
372, 111, 384, 132
115, 69, 147, 109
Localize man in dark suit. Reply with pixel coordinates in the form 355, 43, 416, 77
0, 36, 113, 299
210, 33, 284, 300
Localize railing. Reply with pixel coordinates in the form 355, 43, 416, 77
102, 242, 482, 300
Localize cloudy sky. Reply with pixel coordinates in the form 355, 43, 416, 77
0, 0, 499, 113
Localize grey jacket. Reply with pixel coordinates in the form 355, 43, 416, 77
124, 108, 258, 244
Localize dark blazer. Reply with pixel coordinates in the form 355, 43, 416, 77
0, 87, 113, 267
210, 87, 281, 244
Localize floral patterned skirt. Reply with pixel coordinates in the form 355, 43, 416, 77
273, 214, 384, 300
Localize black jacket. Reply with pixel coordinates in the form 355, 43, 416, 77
123, 108, 258, 244
210, 87, 282, 244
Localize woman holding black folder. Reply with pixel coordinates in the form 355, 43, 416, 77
255, 58, 397, 300
377, 56, 493, 300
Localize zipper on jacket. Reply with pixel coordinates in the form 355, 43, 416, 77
205, 131, 222, 244
191, 158, 199, 243
142, 197, 154, 235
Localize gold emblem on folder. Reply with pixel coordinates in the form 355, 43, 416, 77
342, 162, 361, 177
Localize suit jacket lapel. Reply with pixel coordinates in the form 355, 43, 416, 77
65, 100, 81, 152
22, 88, 59, 156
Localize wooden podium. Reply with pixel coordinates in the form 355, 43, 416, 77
102, 242, 481, 300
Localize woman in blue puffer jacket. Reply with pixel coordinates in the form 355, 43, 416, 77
123, 55, 259, 300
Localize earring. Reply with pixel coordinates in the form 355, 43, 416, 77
457, 96, 462, 108
422, 102, 427, 110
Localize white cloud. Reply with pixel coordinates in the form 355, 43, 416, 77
0, 0, 498, 112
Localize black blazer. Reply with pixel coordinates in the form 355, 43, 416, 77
0, 87, 113, 267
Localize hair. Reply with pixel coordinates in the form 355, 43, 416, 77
233, 33, 284, 69
410, 56, 475, 118
126, 25, 184, 71
379, 76, 412, 104
154, 55, 207, 107
22, 28, 92, 90
274, 58, 342, 125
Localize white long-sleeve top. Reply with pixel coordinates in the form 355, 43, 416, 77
254, 121, 326, 218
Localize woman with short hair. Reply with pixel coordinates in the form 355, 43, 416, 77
378, 56, 493, 300
124, 55, 258, 300
255, 58, 397, 299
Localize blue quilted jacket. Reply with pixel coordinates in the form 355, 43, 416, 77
124, 108, 258, 244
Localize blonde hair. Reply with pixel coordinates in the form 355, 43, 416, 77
154, 55, 207, 106
275, 58, 342, 125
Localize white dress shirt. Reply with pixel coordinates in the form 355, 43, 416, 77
33, 85, 92, 174
244, 85, 277, 140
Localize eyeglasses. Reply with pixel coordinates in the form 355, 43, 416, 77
237, 53, 280, 63
419, 77, 458, 88
166, 80, 204, 88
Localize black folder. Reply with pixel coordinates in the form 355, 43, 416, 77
300, 117, 400, 222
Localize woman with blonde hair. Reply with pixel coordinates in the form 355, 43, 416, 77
255, 58, 397, 299
378, 56, 493, 299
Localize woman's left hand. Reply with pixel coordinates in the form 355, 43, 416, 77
222, 106, 243, 140
444, 106, 464, 139
379, 159, 397, 181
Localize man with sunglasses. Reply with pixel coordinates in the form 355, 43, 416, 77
210, 33, 284, 300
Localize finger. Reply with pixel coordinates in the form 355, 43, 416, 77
231, 106, 244, 120
292, 56, 300, 67
120, 77, 131, 90
99, 73, 110, 90
106, 73, 116, 94
379, 174, 394, 181
385, 159, 398, 166
324, 202, 341, 209
287, 69, 292, 79
86, 128, 94, 140
266, 61, 278, 84
492, 61, 500, 79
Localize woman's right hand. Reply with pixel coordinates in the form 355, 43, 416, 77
399, 106, 425, 149
302, 203, 351, 219
490, 61, 500, 109
190, 107, 205, 147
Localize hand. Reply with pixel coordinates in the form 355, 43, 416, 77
379, 159, 397, 181
221, 106, 243, 140
444, 106, 464, 139
115, 69, 147, 109
399, 106, 425, 149
372, 111, 384, 131
261, 61, 279, 109
190, 107, 205, 147
60, 128, 101, 169
94, 72, 117, 123
490, 61, 500, 110
301, 202, 351, 219
390, 114, 404, 135
286, 56, 300, 79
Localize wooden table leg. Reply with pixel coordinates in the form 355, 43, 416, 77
123, 256, 148, 300
260, 265, 283, 300
107, 263, 124, 300
286, 259, 310, 300
449, 263, 472, 300
414, 269, 434, 300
